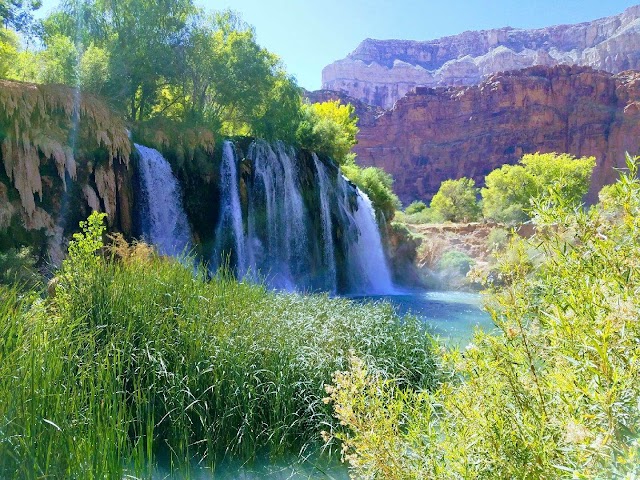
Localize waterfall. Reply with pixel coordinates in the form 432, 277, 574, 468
214, 140, 394, 294
338, 176, 395, 294
136, 144, 192, 257
213, 141, 247, 275
313, 153, 337, 293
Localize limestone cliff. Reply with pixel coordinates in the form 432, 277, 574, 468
323, 5, 640, 108
353, 65, 640, 204
0, 80, 132, 263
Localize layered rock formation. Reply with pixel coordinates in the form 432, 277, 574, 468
353, 65, 640, 204
0, 81, 133, 263
323, 5, 640, 108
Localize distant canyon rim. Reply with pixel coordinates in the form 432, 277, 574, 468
315, 5, 640, 203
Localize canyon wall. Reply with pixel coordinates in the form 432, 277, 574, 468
353, 65, 640, 204
323, 5, 640, 108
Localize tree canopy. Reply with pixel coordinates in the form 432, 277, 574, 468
481, 152, 596, 224
430, 177, 480, 222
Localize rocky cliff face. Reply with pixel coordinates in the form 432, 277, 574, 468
353, 65, 640, 204
323, 5, 640, 109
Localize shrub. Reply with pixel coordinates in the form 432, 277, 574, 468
404, 200, 427, 215
326, 156, 640, 479
481, 152, 596, 224
430, 177, 480, 222
437, 250, 474, 274
342, 162, 401, 221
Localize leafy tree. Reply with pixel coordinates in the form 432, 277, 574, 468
482, 152, 596, 224
296, 100, 359, 164
0, 0, 41, 32
430, 177, 480, 222
342, 162, 400, 221
39, 33, 78, 85
404, 200, 427, 215
0, 27, 19, 77
78, 43, 109, 93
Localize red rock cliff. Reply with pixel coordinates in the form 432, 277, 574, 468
353, 65, 640, 204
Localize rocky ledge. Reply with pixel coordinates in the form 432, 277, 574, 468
353, 65, 640, 204
323, 5, 640, 108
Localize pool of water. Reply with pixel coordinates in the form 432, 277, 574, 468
350, 289, 494, 347
140, 451, 349, 479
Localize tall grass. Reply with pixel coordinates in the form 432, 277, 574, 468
0, 214, 438, 478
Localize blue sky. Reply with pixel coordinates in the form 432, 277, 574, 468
37, 0, 640, 90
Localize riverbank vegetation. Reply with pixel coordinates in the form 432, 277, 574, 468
325, 156, 640, 479
0, 213, 439, 478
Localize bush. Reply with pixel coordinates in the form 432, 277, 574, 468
296, 100, 359, 165
430, 177, 480, 222
404, 200, 427, 215
342, 162, 401, 221
481, 152, 596, 224
325, 156, 640, 479
0, 247, 41, 289
485, 227, 510, 252
437, 250, 474, 274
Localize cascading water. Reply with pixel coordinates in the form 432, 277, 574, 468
313, 153, 337, 293
213, 141, 247, 275
348, 187, 395, 294
136, 144, 192, 257
186, 138, 394, 294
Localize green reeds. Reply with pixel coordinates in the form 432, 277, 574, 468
0, 216, 438, 478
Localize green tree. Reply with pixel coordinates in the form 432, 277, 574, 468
0, 27, 19, 77
430, 177, 480, 222
481, 152, 596, 224
296, 100, 359, 164
0, 0, 41, 32
78, 43, 110, 93
342, 162, 400, 221
39, 33, 78, 85
404, 200, 427, 215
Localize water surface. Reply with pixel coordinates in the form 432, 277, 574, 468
351, 290, 494, 347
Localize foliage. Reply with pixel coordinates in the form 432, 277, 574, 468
38, 33, 78, 85
0, 27, 19, 77
404, 200, 427, 215
481, 152, 596, 224
296, 100, 359, 165
27, 3, 306, 142
342, 161, 401, 221
486, 226, 510, 252
437, 250, 474, 274
326, 155, 640, 479
78, 43, 110, 94
0, 213, 439, 477
395, 206, 444, 225
430, 177, 480, 222
0, 0, 41, 32
0, 246, 41, 289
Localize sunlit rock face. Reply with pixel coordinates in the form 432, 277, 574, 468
323, 5, 640, 109
353, 65, 640, 204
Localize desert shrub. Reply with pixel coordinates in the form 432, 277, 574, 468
395, 207, 444, 225
485, 226, 510, 252
326, 156, 640, 479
